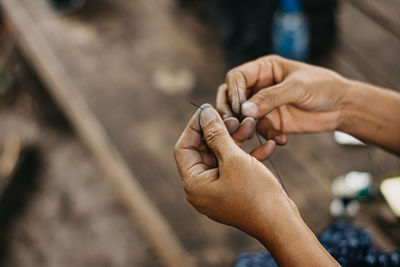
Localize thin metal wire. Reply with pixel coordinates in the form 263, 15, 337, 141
255, 131, 287, 192
190, 101, 204, 110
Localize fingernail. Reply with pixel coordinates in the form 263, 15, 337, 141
200, 107, 216, 127
274, 135, 282, 144
224, 117, 239, 134
241, 101, 257, 117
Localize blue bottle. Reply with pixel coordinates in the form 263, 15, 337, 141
272, 0, 310, 61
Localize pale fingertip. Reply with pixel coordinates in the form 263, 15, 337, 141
241, 101, 257, 117
199, 104, 215, 127
266, 140, 277, 152
200, 103, 213, 109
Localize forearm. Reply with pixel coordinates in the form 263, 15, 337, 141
339, 80, 400, 154
254, 198, 339, 267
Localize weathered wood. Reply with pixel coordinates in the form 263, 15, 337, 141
335, 1, 400, 89
0, 0, 195, 266
348, 0, 400, 38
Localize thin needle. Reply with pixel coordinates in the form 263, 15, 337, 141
255, 131, 287, 193
190, 101, 204, 110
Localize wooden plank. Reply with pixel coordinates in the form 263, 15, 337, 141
283, 134, 400, 249
0, 1, 263, 266
0, 0, 195, 266
335, 1, 400, 89
348, 0, 400, 38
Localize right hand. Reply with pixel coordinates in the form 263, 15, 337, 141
216, 55, 350, 145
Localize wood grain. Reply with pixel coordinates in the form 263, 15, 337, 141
348, 0, 400, 38
0, 0, 195, 266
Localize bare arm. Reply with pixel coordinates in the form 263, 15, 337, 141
339, 80, 400, 153
217, 55, 400, 154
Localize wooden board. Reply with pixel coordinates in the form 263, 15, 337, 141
2, 0, 400, 265
0, 0, 194, 266
337, 1, 400, 88
348, 0, 400, 38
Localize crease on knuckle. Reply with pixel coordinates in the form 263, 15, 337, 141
258, 88, 275, 103
205, 127, 225, 146
182, 179, 191, 193
173, 144, 180, 156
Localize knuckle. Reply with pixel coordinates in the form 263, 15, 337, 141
258, 88, 275, 101
173, 143, 179, 155
226, 70, 235, 80
291, 75, 304, 86
182, 179, 193, 194
262, 54, 282, 62
226, 69, 241, 83
205, 127, 225, 145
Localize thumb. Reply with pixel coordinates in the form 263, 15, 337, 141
240, 81, 298, 118
199, 104, 237, 161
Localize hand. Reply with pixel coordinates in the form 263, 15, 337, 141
174, 104, 339, 266
174, 104, 294, 238
216, 55, 349, 144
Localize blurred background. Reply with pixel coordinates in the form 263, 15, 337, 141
0, 0, 399, 266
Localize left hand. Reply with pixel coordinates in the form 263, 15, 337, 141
174, 104, 339, 267
174, 104, 295, 239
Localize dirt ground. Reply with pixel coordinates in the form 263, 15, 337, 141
0, 56, 162, 267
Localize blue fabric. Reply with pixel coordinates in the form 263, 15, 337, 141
234, 219, 400, 267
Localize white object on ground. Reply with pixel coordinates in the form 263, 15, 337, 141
153, 68, 196, 95
329, 198, 360, 218
380, 177, 400, 217
332, 171, 372, 197
334, 131, 365, 146
330, 198, 345, 217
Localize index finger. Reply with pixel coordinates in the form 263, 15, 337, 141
216, 83, 234, 119
225, 55, 287, 115
174, 108, 209, 179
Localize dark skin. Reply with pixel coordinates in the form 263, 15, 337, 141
175, 55, 400, 266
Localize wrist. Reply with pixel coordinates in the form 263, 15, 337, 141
336, 79, 400, 152
336, 78, 363, 131
250, 193, 301, 242
254, 196, 339, 266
